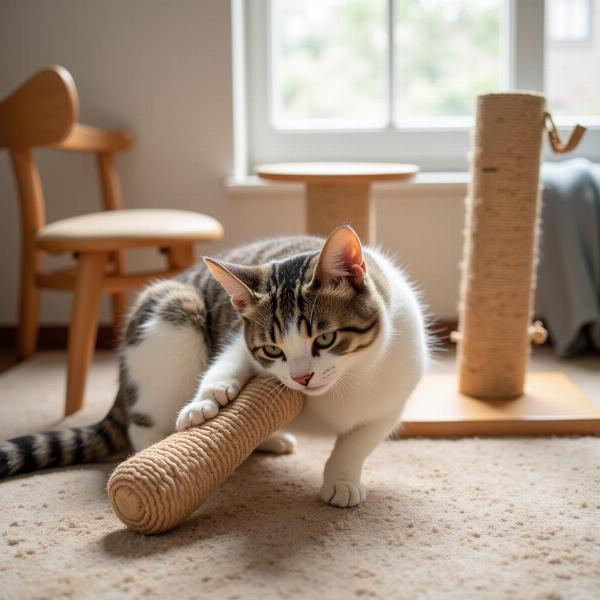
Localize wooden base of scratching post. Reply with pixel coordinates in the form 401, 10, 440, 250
400, 91, 597, 439
392, 372, 600, 438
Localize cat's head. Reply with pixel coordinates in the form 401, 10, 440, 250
205, 226, 385, 395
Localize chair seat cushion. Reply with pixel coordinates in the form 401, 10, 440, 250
37, 209, 223, 252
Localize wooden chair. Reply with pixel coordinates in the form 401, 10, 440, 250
0, 66, 224, 415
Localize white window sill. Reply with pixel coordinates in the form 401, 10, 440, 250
225, 172, 469, 199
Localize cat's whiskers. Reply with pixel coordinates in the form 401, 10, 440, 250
336, 376, 359, 405
272, 381, 289, 405
334, 376, 352, 403
328, 371, 358, 405
313, 369, 336, 386
340, 371, 362, 384
260, 375, 289, 398
331, 378, 341, 406
343, 378, 361, 405
370, 363, 388, 375
338, 371, 368, 398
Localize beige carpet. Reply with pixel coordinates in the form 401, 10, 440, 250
1, 352, 599, 600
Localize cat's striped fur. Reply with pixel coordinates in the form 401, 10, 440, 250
1, 227, 427, 508
0, 375, 130, 479
0, 234, 355, 478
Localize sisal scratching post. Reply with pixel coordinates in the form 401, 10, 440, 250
306, 183, 374, 243
395, 92, 600, 438
108, 378, 304, 534
457, 92, 546, 399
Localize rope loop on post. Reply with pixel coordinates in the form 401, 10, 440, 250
545, 112, 586, 154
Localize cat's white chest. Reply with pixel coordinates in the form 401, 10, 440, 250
306, 376, 389, 433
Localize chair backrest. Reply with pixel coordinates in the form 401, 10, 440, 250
0, 65, 78, 148
1, 66, 132, 245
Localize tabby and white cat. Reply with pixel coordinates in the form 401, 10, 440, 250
0, 226, 427, 507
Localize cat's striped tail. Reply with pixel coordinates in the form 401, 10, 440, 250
0, 393, 130, 480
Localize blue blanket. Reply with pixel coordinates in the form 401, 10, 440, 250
537, 159, 600, 356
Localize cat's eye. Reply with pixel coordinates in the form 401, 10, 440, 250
263, 345, 284, 358
315, 332, 336, 349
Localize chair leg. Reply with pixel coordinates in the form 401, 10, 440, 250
167, 244, 196, 270
65, 252, 107, 416
16, 250, 41, 361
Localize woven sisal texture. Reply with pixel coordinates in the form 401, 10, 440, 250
107, 378, 304, 534
306, 183, 373, 242
457, 92, 546, 399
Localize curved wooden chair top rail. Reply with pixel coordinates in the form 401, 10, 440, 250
0, 65, 131, 152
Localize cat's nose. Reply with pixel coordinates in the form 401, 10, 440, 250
292, 372, 314, 387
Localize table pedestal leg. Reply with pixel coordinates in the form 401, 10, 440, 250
306, 183, 374, 242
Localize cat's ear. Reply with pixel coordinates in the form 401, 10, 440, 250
311, 225, 366, 287
204, 258, 259, 311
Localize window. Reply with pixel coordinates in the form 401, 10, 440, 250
547, 0, 592, 43
234, 0, 600, 176
271, 0, 389, 129
393, 0, 502, 122
545, 0, 599, 116
271, 0, 503, 129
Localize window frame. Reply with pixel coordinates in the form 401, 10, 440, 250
232, 0, 600, 178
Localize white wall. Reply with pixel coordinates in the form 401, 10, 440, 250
228, 181, 466, 320
0, 0, 464, 326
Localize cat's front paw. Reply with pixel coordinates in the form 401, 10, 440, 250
199, 379, 242, 407
176, 379, 243, 431
176, 399, 219, 431
320, 479, 366, 508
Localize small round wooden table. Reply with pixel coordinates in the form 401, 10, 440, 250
256, 162, 419, 243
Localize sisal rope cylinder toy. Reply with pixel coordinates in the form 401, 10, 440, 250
108, 378, 304, 534
457, 92, 546, 399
